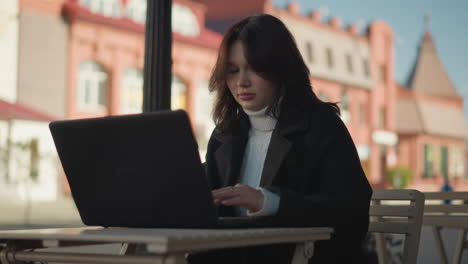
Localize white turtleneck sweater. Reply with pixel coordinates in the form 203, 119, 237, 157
239, 106, 280, 216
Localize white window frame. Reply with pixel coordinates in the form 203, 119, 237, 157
77, 61, 108, 112
171, 75, 187, 110
194, 82, 215, 132
450, 147, 464, 178
126, 0, 147, 24
121, 67, 143, 114
194, 80, 216, 161
172, 4, 200, 37
79, 0, 121, 18
125, 2, 200, 36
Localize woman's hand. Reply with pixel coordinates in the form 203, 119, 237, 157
212, 184, 264, 213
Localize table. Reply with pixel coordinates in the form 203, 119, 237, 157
0, 227, 333, 264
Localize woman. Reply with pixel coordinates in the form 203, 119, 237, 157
189, 14, 372, 264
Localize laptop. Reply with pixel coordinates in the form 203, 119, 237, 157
49, 110, 274, 228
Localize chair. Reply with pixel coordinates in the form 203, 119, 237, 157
423, 192, 468, 264
369, 189, 425, 264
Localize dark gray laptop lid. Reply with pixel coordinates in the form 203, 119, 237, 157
49, 110, 218, 228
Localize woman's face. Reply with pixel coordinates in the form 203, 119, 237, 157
226, 41, 276, 112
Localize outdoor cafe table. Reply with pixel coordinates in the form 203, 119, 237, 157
0, 226, 333, 264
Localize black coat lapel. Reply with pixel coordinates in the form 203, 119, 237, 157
213, 114, 249, 187
259, 131, 291, 187
260, 103, 312, 187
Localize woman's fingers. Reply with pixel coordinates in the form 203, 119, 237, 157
212, 187, 238, 200
211, 185, 263, 212
212, 186, 243, 206
213, 192, 239, 202
220, 196, 242, 206
212, 184, 247, 195
212, 187, 233, 195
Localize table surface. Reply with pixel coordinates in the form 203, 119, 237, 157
0, 227, 333, 253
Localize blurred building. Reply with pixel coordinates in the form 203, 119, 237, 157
4, 0, 468, 191
0, 0, 61, 201
0, 99, 59, 200
12, 0, 222, 193
396, 31, 468, 191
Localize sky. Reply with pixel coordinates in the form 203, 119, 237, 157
274, 0, 468, 116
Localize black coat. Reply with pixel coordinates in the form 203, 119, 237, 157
192, 101, 373, 264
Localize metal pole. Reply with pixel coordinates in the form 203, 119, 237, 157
143, 0, 172, 112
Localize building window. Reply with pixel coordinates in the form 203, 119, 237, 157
363, 58, 370, 77
440, 146, 449, 180
194, 80, 216, 161
126, 0, 147, 24
359, 103, 366, 125
423, 144, 434, 178
379, 65, 386, 82
79, 0, 91, 7
326, 47, 334, 69
121, 67, 143, 114
79, 0, 121, 18
449, 147, 464, 178
345, 53, 353, 74
171, 75, 187, 110
126, 2, 200, 35
305, 42, 314, 63
172, 3, 200, 37
340, 89, 350, 123
379, 107, 386, 129
29, 138, 39, 181
77, 61, 108, 111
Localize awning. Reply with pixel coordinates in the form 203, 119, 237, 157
0, 99, 54, 122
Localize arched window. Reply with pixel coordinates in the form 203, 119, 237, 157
121, 67, 143, 114
172, 4, 200, 36
171, 75, 187, 110
77, 61, 107, 111
79, 0, 121, 18
125, 1, 201, 36
126, 0, 147, 24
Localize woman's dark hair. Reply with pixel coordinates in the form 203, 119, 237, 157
209, 14, 340, 132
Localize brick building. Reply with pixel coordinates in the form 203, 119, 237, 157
4, 0, 468, 192
396, 31, 468, 190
